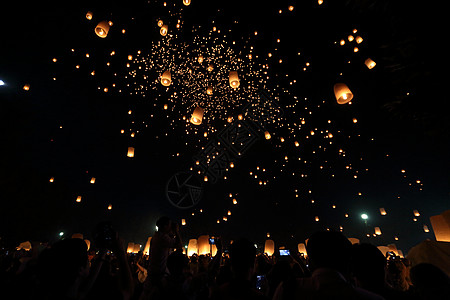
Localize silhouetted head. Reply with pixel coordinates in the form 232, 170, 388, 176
156, 216, 171, 233
350, 243, 386, 289
306, 231, 352, 274
167, 250, 188, 277
37, 238, 89, 296
230, 238, 256, 276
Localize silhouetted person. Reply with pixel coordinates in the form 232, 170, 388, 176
385, 258, 411, 292
140, 216, 182, 300
350, 243, 409, 299
211, 238, 268, 300
273, 231, 385, 300
409, 263, 450, 299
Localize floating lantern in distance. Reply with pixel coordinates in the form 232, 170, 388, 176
379, 208, 387, 215
127, 243, 134, 253
229, 71, 240, 88
423, 225, 430, 232
340, 39, 345, 46
206, 86, 213, 95
365, 58, 376, 69
160, 24, 168, 36
90, 177, 96, 184
183, 0, 191, 5
127, 147, 135, 157
264, 239, 275, 256
198, 235, 210, 255
318, 0, 323, 5
127, 55, 133, 60
298, 243, 307, 256
86, 11, 93, 20
203, 175, 208, 182
161, 70, 171, 86
352, 118, 358, 123
190, 106, 204, 125
207, 64, 214, 72
348, 35, 354, 42
238, 114, 243, 120
413, 210, 420, 217
375, 227, 382, 235
157, 20, 163, 27
334, 83, 353, 104
76, 196, 82, 202
356, 36, 363, 44
264, 131, 271, 140
295, 141, 299, 147
227, 116, 233, 123
49, 177, 54, 183
233, 198, 237, 204
23, 84, 30, 91
198, 55, 204, 63
107, 204, 112, 210
315, 216, 320, 222
348, 238, 360, 245
95, 21, 110, 38
181, 219, 186, 226
188, 239, 198, 256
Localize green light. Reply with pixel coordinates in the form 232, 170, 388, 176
361, 213, 368, 220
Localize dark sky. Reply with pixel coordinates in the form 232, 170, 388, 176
1, 0, 449, 253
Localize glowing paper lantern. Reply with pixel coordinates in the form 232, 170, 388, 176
160, 25, 168, 36
133, 244, 141, 253
143, 237, 152, 255
95, 21, 110, 38
375, 227, 382, 235
430, 210, 450, 242
90, 177, 96, 184
264, 239, 275, 256
198, 55, 204, 63
127, 147, 135, 157
211, 244, 217, 256
23, 84, 30, 91
423, 225, 430, 233
297, 243, 307, 256
127, 242, 134, 253
17, 241, 32, 251
264, 131, 271, 140
72, 233, 83, 239
84, 240, 90, 251
413, 210, 420, 217
334, 83, 353, 104
86, 11, 93, 20
49, 177, 54, 183
379, 208, 387, 215
198, 235, 210, 255
190, 106, 204, 125
356, 36, 363, 44
183, 0, 191, 5
161, 70, 172, 86
76, 196, 82, 202
365, 58, 376, 69
229, 71, 240, 88
157, 20, 164, 27
348, 238, 360, 245
206, 86, 213, 95
181, 219, 186, 226
187, 239, 198, 256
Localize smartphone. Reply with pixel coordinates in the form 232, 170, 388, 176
279, 249, 290, 256
256, 275, 265, 290
209, 238, 215, 244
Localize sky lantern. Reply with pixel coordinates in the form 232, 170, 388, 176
365, 58, 376, 69
298, 243, 307, 256
413, 210, 420, 217
90, 177, 96, 184
379, 208, 387, 215
161, 70, 172, 86
23, 84, 30, 91
181, 218, 186, 226
198, 55, 204, 63
157, 20, 163, 27
356, 36, 363, 44
127, 147, 135, 157
375, 227, 382, 235
190, 106, 204, 125
107, 204, 112, 210
160, 25, 168, 36
198, 235, 210, 255
334, 83, 353, 104
133, 244, 141, 253
183, 0, 191, 5
49, 177, 54, 183
95, 21, 110, 38
143, 237, 152, 255
264, 239, 275, 256
188, 239, 198, 256
429, 210, 450, 242
84, 240, 90, 251
85, 11, 93, 20
127, 242, 134, 253
76, 196, 82, 202
423, 225, 430, 233
264, 131, 271, 140
206, 86, 213, 95
229, 71, 240, 88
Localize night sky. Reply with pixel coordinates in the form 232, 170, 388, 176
1, 0, 449, 254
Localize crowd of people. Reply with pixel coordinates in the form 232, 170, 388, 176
1, 216, 449, 300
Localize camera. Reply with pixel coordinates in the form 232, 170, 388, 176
279, 249, 290, 256
256, 275, 265, 290
209, 237, 215, 244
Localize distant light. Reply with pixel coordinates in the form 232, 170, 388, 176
59, 231, 64, 236
0, 80, 5, 86
361, 213, 368, 220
